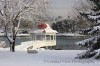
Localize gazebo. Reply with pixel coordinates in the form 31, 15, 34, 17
30, 23, 58, 50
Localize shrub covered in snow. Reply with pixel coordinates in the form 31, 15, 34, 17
0, 41, 6, 48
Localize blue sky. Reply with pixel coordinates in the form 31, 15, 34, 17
50, 0, 81, 18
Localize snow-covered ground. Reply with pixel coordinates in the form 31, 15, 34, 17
0, 48, 100, 66
0, 40, 100, 66
0, 49, 99, 66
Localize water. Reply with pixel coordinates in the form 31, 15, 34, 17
0, 37, 86, 50
56, 37, 86, 50
0, 37, 31, 47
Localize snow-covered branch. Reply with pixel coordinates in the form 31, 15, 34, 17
14, 16, 21, 36
88, 15, 100, 20
75, 36, 99, 47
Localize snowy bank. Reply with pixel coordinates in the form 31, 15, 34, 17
0, 33, 30, 37
56, 33, 85, 37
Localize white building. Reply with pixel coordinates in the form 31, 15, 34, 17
30, 23, 58, 50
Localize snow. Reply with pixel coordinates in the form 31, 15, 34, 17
44, 27, 58, 33
0, 33, 5, 36
88, 15, 100, 20
30, 29, 44, 33
75, 36, 99, 46
7, 33, 14, 42
88, 29, 97, 35
0, 41, 100, 66
97, 20, 100, 24
81, 25, 100, 35
15, 41, 34, 50
56, 33, 85, 37
0, 49, 100, 66
79, 11, 100, 21
17, 33, 30, 37
0, 41, 6, 48
79, 10, 92, 15
93, 26, 100, 31
0, 33, 30, 37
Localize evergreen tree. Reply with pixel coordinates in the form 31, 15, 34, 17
76, 0, 100, 59
51, 19, 77, 33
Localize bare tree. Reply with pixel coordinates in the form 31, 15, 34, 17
0, 0, 50, 52
71, 0, 94, 30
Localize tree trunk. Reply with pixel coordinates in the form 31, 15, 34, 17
10, 42, 12, 51
10, 41, 15, 52
10, 37, 16, 52
12, 41, 15, 52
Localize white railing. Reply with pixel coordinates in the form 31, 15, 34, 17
19, 40, 56, 50
32, 40, 56, 49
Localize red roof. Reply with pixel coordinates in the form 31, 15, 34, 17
37, 23, 47, 29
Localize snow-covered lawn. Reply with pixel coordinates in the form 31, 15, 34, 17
0, 49, 100, 66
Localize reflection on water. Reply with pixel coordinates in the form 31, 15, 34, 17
57, 37, 85, 45
56, 37, 86, 50
0, 37, 31, 47
0, 37, 87, 50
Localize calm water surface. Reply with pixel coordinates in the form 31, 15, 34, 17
0, 36, 87, 50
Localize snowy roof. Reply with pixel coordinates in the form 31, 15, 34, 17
31, 23, 58, 33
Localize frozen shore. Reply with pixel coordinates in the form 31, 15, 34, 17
56, 33, 85, 37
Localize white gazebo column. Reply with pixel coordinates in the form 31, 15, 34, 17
53, 34, 54, 41
43, 34, 45, 41
53, 34, 56, 49
44, 34, 46, 46
34, 34, 36, 42
54, 34, 56, 45
55, 34, 56, 41
42, 34, 44, 41
52, 34, 54, 49
45, 34, 46, 41
40, 34, 42, 41
50, 34, 53, 49
45, 34, 48, 49
50, 35, 51, 41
